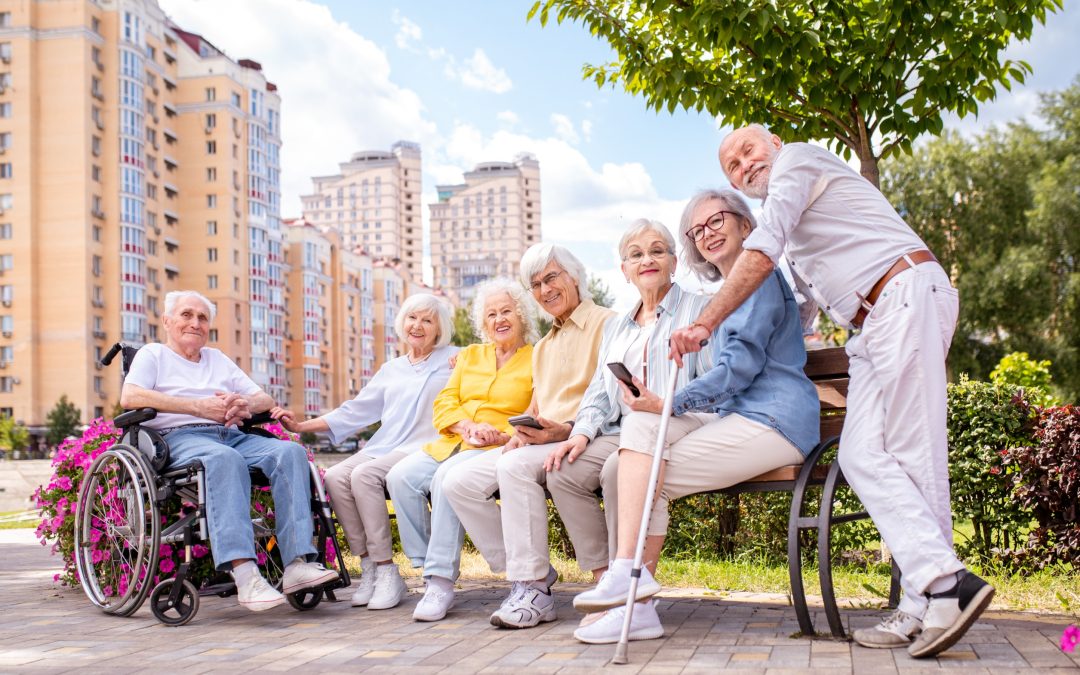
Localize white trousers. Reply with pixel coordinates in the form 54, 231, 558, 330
840, 261, 963, 618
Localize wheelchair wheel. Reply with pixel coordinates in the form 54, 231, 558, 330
74, 446, 160, 617
149, 578, 199, 626
287, 587, 323, 611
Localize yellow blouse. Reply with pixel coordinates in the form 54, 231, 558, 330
424, 342, 534, 462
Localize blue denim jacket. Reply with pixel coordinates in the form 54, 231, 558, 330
672, 269, 820, 456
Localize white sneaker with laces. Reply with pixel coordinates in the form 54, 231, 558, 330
852, 609, 923, 648
573, 601, 664, 644
572, 559, 661, 613
490, 584, 557, 629
351, 559, 377, 607
490, 581, 527, 623
413, 582, 455, 621
282, 560, 338, 595
367, 565, 407, 610
236, 572, 286, 612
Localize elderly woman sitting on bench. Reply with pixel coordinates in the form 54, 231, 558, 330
120, 290, 337, 612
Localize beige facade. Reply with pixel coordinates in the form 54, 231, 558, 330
430, 154, 541, 304
300, 143, 423, 283
281, 218, 413, 421
0, 0, 284, 438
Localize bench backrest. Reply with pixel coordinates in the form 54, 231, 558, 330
804, 346, 849, 442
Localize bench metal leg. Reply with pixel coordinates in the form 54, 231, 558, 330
817, 461, 849, 638
787, 439, 835, 637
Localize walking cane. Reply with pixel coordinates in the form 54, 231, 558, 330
611, 360, 682, 665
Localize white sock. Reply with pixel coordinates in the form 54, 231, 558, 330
231, 560, 257, 586
427, 575, 453, 592
928, 572, 960, 595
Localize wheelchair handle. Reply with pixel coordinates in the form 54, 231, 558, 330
100, 342, 126, 368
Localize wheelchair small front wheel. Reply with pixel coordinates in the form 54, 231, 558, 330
149, 578, 199, 626
286, 587, 323, 611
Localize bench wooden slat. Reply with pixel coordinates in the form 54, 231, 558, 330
819, 414, 845, 440
803, 346, 849, 380
739, 463, 829, 483
815, 378, 848, 410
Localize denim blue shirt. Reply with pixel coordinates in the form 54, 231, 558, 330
672, 269, 820, 456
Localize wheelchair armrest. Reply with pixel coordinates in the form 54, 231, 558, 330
240, 410, 274, 431
114, 407, 158, 428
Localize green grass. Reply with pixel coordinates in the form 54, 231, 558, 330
0, 509, 38, 530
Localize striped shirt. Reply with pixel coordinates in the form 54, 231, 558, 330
571, 283, 718, 440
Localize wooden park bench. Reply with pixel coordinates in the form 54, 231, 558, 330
702, 345, 899, 638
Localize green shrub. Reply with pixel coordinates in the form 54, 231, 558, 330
990, 351, 1061, 407
1004, 405, 1080, 570
947, 375, 1037, 564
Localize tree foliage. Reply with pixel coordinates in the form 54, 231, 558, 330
528, 0, 1061, 185
46, 395, 82, 447
0, 414, 30, 452
450, 306, 479, 347
588, 274, 614, 308
881, 77, 1080, 400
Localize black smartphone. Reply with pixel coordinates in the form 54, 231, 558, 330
606, 362, 641, 397
508, 414, 544, 430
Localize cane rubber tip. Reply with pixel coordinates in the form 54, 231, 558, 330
611, 644, 629, 664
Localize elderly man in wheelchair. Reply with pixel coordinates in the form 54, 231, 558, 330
117, 290, 339, 612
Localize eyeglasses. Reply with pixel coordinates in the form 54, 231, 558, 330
623, 247, 672, 264
686, 210, 738, 242
529, 269, 565, 292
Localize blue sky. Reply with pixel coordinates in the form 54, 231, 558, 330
161, 0, 1080, 309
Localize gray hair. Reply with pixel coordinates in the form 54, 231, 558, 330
471, 277, 541, 345
617, 218, 677, 261
678, 188, 757, 282
164, 290, 217, 322
394, 293, 454, 349
519, 243, 588, 307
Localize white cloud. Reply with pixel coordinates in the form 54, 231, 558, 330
581, 119, 593, 143
550, 113, 579, 144
451, 48, 513, 94
496, 110, 520, 127
159, 0, 438, 216
391, 10, 423, 51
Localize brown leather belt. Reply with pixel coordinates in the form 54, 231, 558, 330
851, 249, 938, 328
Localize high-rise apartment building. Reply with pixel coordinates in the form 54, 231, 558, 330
430, 154, 541, 304
0, 0, 283, 437
300, 142, 423, 283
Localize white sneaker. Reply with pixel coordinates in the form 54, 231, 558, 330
351, 559, 377, 607
572, 559, 661, 613
852, 609, 923, 648
573, 601, 664, 644
413, 582, 455, 621
490, 583, 557, 628
909, 571, 995, 658
367, 565, 407, 610
236, 572, 286, 612
282, 561, 338, 595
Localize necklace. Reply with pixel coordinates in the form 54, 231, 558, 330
409, 350, 433, 366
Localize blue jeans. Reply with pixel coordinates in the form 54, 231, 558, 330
164, 426, 317, 571
385, 449, 484, 580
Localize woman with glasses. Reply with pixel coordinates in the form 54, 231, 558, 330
543, 217, 718, 636
569, 189, 820, 644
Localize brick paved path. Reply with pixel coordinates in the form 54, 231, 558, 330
2, 529, 1076, 673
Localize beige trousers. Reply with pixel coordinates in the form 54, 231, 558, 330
619, 411, 804, 535
322, 450, 406, 561
443, 436, 620, 581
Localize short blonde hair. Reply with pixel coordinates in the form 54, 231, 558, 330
617, 219, 676, 261
471, 277, 540, 345
394, 293, 454, 348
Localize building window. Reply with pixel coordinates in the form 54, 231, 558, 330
207, 220, 217, 235
205, 113, 216, 128
0, 315, 12, 332
206, 194, 216, 208
0, 223, 11, 239
208, 274, 218, 289
209, 328, 218, 342
206, 167, 216, 182
0, 103, 10, 118
90, 165, 100, 182
91, 255, 101, 276
146, 239, 156, 255
92, 225, 102, 242
207, 248, 218, 262
0, 132, 10, 150
205, 87, 216, 102
0, 377, 14, 393
206, 140, 216, 154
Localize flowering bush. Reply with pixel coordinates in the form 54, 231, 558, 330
34, 419, 334, 596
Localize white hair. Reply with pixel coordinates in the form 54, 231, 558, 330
471, 277, 540, 345
164, 290, 216, 322
679, 188, 757, 282
518, 242, 588, 306
617, 218, 677, 261
394, 293, 454, 348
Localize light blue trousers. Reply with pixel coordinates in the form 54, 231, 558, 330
385, 448, 485, 580
164, 426, 316, 571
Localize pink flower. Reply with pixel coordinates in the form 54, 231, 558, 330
1062, 625, 1079, 653
192, 544, 210, 559
159, 557, 175, 574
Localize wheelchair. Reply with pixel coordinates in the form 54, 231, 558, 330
73, 342, 351, 626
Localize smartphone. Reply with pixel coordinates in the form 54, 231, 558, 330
508, 414, 544, 430
606, 362, 641, 397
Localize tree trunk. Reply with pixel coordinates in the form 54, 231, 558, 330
859, 153, 881, 189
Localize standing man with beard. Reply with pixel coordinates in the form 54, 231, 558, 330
668, 124, 990, 658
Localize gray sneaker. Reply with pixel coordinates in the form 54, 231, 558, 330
490, 584, 557, 629
852, 609, 922, 648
